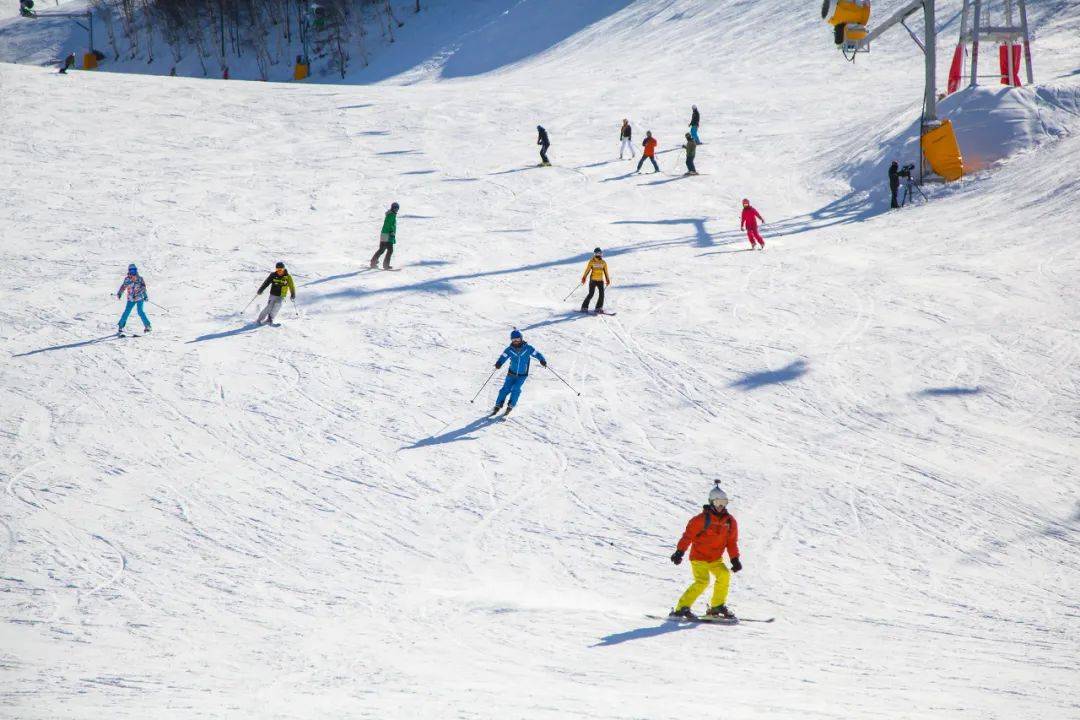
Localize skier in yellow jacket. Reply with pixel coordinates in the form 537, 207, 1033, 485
579, 247, 611, 314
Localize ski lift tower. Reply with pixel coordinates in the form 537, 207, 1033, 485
18, 0, 99, 69
821, 0, 964, 182
946, 0, 1033, 93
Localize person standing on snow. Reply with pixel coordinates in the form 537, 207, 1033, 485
888, 161, 901, 209
682, 133, 698, 176
669, 485, 742, 620
370, 202, 400, 269
619, 119, 635, 159
490, 329, 547, 417
689, 105, 701, 144
636, 131, 659, 174
537, 125, 551, 166
58, 52, 75, 74
740, 198, 765, 250
116, 264, 151, 336
256, 262, 296, 325
579, 247, 611, 314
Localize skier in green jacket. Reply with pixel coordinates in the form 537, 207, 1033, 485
370, 202, 400, 269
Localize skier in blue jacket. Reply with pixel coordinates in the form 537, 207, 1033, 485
491, 329, 546, 417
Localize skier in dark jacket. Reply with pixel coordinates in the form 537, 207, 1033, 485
682, 133, 698, 175
370, 202, 400, 269
537, 125, 551, 166
689, 105, 701, 144
888, 161, 901, 209
619, 119, 634, 159
58, 53, 75, 74
256, 262, 296, 325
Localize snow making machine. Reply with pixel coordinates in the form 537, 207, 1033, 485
821, 0, 964, 182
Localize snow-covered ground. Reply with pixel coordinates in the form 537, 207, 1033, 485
2, 1, 1079, 718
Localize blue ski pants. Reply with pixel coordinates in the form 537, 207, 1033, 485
119, 300, 150, 330
496, 373, 528, 408
689, 125, 701, 143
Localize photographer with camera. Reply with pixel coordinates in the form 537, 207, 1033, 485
889, 160, 901, 209
889, 161, 917, 209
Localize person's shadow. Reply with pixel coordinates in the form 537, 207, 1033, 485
591, 620, 698, 647
405, 416, 494, 448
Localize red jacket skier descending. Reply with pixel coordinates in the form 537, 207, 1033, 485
740, 199, 765, 250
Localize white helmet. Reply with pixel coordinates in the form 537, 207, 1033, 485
708, 486, 729, 510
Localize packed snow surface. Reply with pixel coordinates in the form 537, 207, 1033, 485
2, 1, 1079, 718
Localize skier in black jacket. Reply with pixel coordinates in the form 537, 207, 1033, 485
889, 161, 901, 209
537, 125, 551, 166
619, 119, 634, 159
689, 105, 701, 144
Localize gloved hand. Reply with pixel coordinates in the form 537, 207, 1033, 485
730, 557, 742, 573
257, 290, 263, 295
494, 362, 502, 369
581, 279, 586, 285
670, 550, 684, 565
540, 360, 547, 368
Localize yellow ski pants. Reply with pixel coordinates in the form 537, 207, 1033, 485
675, 560, 731, 610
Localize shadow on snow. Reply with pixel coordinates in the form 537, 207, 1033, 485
187, 323, 262, 343
11, 334, 118, 357
405, 416, 494, 449
729, 360, 809, 390
591, 621, 697, 647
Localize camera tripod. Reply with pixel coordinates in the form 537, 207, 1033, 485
900, 174, 928, 207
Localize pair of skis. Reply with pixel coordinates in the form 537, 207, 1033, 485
645, 614, 775, 626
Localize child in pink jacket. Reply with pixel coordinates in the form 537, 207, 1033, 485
740, 199, 765, 250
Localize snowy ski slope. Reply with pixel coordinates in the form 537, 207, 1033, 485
2, 1, 1079, 718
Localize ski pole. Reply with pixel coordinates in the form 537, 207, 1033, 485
291, 297, 300, 318
545, 366, 581, 396
562, 283, 582, 302
239, 293, 258, 316
469, 367, 499, 404
146, 299, 172, 314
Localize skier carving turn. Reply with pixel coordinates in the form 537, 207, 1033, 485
490, 329, 547, 417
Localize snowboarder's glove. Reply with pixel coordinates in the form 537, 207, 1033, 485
670, 550, 684, 565
540, 360, 547, 368
730, 557, 742, 573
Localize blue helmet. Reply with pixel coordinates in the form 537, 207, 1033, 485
127, 264, 138, 275
510, 329, 523, 341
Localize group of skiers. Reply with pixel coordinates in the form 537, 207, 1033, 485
536, 106, 768, 249
109, 105, 753, 619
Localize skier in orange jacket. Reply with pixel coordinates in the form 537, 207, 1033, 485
669, 485, 742, 619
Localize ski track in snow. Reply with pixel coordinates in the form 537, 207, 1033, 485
2, 0, 1080, 717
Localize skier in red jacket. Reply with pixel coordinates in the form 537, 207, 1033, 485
740, 198, 765, 250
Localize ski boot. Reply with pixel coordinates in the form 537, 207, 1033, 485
668, 606, 696, 620
143, 327, 152, 334
369, 260, 378, 269
503, 405, 514, 417
705, 604, 736, 620
489, 404, 503, 417
116, 328, 125, 337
